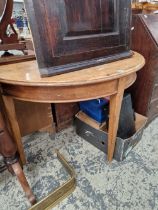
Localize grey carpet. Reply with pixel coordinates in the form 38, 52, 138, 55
0, 118, 158, 210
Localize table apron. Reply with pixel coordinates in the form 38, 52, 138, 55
1, 73, 136, 103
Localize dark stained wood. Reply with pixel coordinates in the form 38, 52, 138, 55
0, 111, 17, 157
0, 42, 26, 51
0, 53, 35, 65
141, 14, 158, 44
0, 0, 18, 44
0, 110, 36, 205
130, 14, 158, 122
0, 0, 6, 16
0, 0, 33, 56
53, 103, 79, 132
24, 0, 132, 77
11, 162, 36, 205
64, 0, 115, 35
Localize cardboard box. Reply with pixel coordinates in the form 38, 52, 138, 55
76, 111, 107, 131
75, 111, 147, 161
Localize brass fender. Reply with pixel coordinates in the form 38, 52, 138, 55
29, 150, 76, 210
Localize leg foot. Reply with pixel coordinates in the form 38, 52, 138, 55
11, 161, 36, 205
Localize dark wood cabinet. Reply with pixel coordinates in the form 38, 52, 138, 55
130, 14, 158, 122
52, 103, 79, 132
24, 0, 132, 77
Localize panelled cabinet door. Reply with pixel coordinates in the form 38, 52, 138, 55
24, 0, 132, 77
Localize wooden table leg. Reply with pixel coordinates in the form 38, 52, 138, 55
11, 161, 36, 205
107, 77, 126, 162
2, 95, 26, 165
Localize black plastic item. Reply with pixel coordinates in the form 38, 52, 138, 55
117, 93, 136, 139
106, 93, 136, 139
0, 155, 6, 173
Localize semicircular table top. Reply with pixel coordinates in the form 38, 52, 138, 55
0, 51, 145, 165
0, 51, 145, 87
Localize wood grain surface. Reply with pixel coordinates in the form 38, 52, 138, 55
0, 52, 145, 86
24, 0, 132, 76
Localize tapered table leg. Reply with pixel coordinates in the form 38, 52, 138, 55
2, 95, 26, 165
11, 161, 36, 205
107, 77, 126, 162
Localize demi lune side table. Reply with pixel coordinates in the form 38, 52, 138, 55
0, 52, 145, 165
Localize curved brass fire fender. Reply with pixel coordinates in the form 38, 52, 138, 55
29, 150, 76, 210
